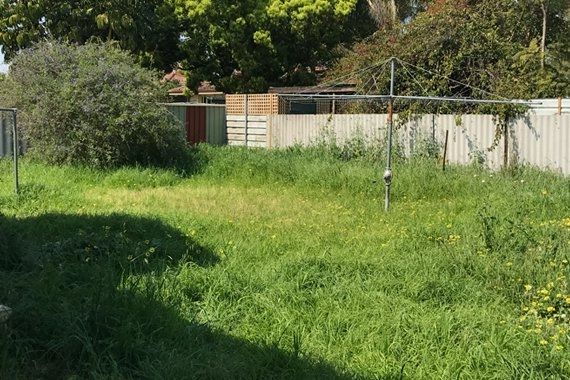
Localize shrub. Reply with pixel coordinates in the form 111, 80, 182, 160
0, 41, 186, 168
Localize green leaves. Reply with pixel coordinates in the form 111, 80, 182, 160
0, 41, 187, 168
334, 0, 569, 106
175, 0, 371, 93
0, 0, 182, 71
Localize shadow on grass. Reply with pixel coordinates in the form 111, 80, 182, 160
0, 213, 352, 379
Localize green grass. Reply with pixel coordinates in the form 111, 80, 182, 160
1, 145, 569, 378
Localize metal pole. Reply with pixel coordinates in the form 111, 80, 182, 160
12, 110, 19, 195
384, 58, 395, 212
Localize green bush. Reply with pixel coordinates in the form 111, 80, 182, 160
0, 41, 186, 168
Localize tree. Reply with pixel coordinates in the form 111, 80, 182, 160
173, 0, 376, 93
530, 0, 569, 68
332, 0, 569, 103
0, 0, 181, 70
0, 41, 187, 168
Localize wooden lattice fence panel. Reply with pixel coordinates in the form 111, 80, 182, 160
226, 94, 279, 115
225, 94, 246, 115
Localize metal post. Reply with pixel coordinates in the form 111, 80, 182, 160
12, 110, 19, 195
384, 58, 396, 212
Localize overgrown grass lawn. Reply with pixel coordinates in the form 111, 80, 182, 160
1, 146, 569, 378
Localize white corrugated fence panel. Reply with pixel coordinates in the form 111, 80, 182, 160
266, 113, 570, 175
512, 115, 570, 174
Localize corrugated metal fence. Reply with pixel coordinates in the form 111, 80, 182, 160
267, 113, 570, 175
165, 103, 226, 145
0, 112, 14, 157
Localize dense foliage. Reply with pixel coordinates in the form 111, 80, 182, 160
333, 0, 570, 102
0, 0, 181, 70
173, 0, 376, 93
0, 41, 186, 168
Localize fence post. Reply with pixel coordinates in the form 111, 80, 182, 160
244, 95, 249, 147
503, 117, 509, 170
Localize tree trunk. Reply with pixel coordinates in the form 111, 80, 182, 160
540, 1, 548, 69
390, 0, 397, 25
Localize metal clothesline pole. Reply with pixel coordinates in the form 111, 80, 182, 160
384, 58, 396, 212
275, 58, 539, 212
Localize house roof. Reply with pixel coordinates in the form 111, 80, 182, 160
268, 84, 356, 95
162, 70, 223, 96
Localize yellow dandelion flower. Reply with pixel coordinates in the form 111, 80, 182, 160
525, 285, 533, 292
540, 339, 548, 345
555, 345, 564, 351
547, 306, 556, 313
547, 318, 555, 325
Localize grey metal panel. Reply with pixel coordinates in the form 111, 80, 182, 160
0, 113, 12, 158
165, 104, 187, 143
206, 106, 227, 145
166, 104, 186, 128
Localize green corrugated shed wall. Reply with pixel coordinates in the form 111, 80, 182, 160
165, 103, 226, 145
206, 106, 226, 145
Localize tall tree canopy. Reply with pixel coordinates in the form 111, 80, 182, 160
173, 0, 377, 93
0, 0, 181, 70
333, 0, 569, 101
